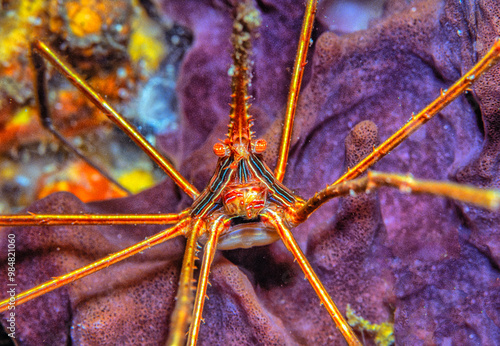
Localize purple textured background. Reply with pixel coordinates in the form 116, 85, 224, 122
1, 0, 499, 344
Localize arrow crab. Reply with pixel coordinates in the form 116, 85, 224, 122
1, 0, 500, 344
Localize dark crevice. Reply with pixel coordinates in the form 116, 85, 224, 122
454, 202, 500, 273
255, 0, 277, 14
0, 324, 14, 346
224, 245, 296, 290
230, 216, 261, 227
464, 90, 485, 138
138, 0, 163, 22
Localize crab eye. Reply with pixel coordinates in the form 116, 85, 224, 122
252, 139, 267, 153
213, 143, 229, 157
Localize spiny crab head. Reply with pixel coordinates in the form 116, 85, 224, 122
222, 183, 267, 219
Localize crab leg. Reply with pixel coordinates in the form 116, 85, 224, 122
292, 171, 500, 224
187, 215, 229, 346
333, 39, 500, 185
31, 41, 199, 199
275, 0, 318, 182
261, 209, 362, 346
167, 218, 204, 346
31, 48, 131, 195
0, 219, 189, 312
0, 210, 188, 226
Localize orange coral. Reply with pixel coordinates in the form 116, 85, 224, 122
67, 1, 102, 37
36, 161, 127, 202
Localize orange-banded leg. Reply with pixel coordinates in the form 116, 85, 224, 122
31, 46, 131, 196
260, 208, 362, 346
167, 218, 204, 346
0, 210, 188, 226
31, 40, 199, 200
0, 217, 189, 312
291, 171, 500, 225
187, 214, 230, 346
274, 0, 318, 182
332, 38, 500, 185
